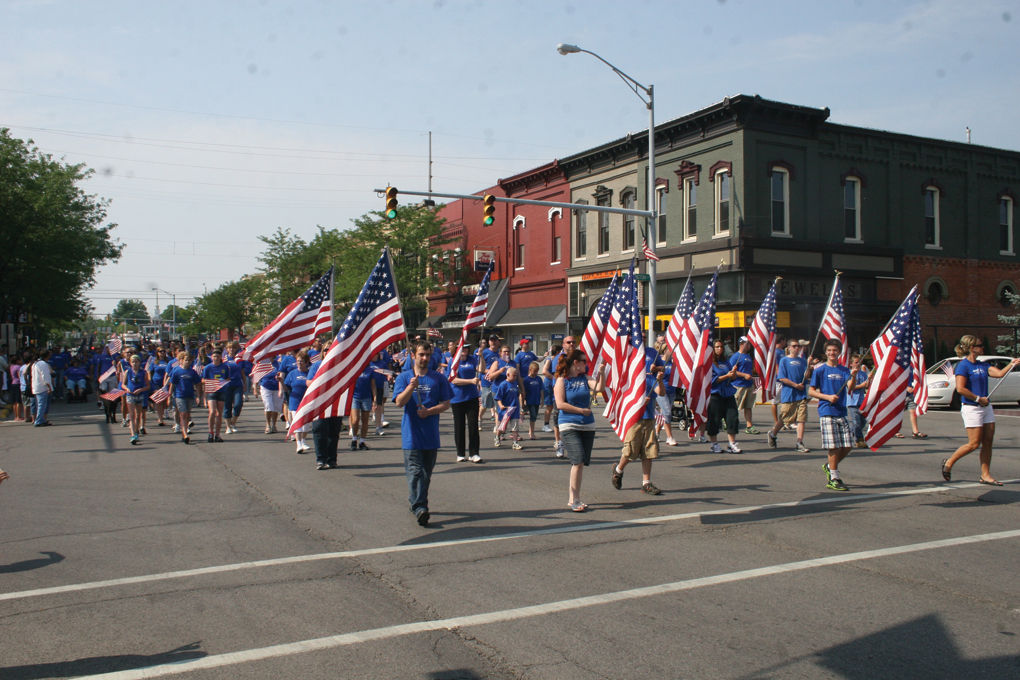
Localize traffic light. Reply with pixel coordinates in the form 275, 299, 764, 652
482, 194, 495, 226
384, 187, 398, 219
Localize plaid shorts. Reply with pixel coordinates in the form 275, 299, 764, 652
819, 416, 853, 449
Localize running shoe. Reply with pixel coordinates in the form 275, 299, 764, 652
358, 441, 369, 450
745, 426, 760, 435
822, 463, 832, 483
666, 438, 678, 446
826, 477, 849, 491
350, 439, 358, 450
469, 454, 484, 464
767, 431, 777, 448
796, 441, 811, 453
456, 455, 467, 462
511, 441, 522, 450
493, 435, 501, 448
554, 441, 565, 458
641, 481, 662, 495
542, 424, 552, 433
611, 465, 623, 490
710, 442, 722, 453
727, 442, 742, 454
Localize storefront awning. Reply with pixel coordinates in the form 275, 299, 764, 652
416, 314, 444, 331
492, 305, 566, 328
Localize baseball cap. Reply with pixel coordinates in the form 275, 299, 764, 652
488, 334, 502, 341
738, 335, 748, 343
520, 338, 530, 344
798, 339, 810, 346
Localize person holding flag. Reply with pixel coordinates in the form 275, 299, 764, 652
808, 339, 857, 490
202, 348, 231, 443
767, 339, 811, 453
941, 334, 1020, 485
167, 351, 201, 444
149, 347, 170, 427
707, 340, 742, 454
120, 354, 150, 446
845, 353, 871, 448
493, 365, 523, 450
449, 344, 482, 463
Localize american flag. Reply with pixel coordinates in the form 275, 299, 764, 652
202, 378, 230, 394
862, 286, 919, 450
603, 264, 650, 441
497, 406, 517, 433
664, 275, 696, 389
579, 271, 619, 371
674, 270, 719, 435
250, 360, 276, 384
98, 365, 117, 383
909, 303, 928, 416
288, 250, 406, 434
427, 327, 443, 339
243, 267, 333, 364
448, 261, 494, 382
654, 411, 669, 429
100, 389, 126, 402
820, 276, 849, 366
747, 280, 779, 400
939, 361, 955, 379
107, 335, 122, 355
149, 386, 171, 404
641, 237, 660, 262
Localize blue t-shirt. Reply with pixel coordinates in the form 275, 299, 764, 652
711, 360, 736, 398
277, 355, 297, 381
479, 348, 499, 388
225, 360, 244, 388
392, 370, 453, 450
259, 358, 280, 390
150, 360, 169, 388
352, 365, 374, 401
489, 356, 511, 386
65, 366, 87, 381
955, 358, 990, 405
644, 346, 665, 372
641, 374, 658, 420
439, 351, 454, 377
846, 368, 869, 408
284, 368, 310, 411
811, 363, 851, 417
522, 375, 543, 405
122, 367, 148, 393
728, 351, 754, 388
777, 356, 807, 403
450, 358, 479, 404
203, 362, 231, 382
169, 366, 200, 399
515, 350, 538, 376
402, 351, 441, 373
556, 375, 595, 427
662, 359, 677, 398
493, 379, 520, 419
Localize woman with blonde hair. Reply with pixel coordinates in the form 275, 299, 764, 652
941, 335, 1019, 485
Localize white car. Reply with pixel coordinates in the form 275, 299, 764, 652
924, 355, 1020, 409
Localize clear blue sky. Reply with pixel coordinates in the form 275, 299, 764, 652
2, 0, 1017, 316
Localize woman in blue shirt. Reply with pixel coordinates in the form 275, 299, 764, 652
707, 340, 741, 454
149, 348, 170, 427
449, 348, 482, 463
120, 354, 150, 445
554, 349, 602, 512
258, 357, 282, 434
284, 351, 312, 453
942, 335, 1020, 485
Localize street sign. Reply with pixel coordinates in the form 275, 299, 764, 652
635, 274, 650, 282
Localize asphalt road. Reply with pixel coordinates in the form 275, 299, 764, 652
1, 397, 1018, 679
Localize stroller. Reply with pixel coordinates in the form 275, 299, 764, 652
671, 387, 694, 432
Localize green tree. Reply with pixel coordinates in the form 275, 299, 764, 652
160, 304, 191, 324
996, 290, 1020, 355
187, 276, 264, 337
0, 129, 122, 338
111, 299, 150, 327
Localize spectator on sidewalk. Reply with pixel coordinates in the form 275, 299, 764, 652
31, 350, 54, 427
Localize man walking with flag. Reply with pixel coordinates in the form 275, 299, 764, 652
809, 339, 857, 491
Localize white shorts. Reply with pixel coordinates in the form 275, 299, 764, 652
961, 403, 995, 428
261, 391, 283, 413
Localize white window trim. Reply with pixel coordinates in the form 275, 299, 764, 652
547, 208, 563, 265
655, 186, 668, 246
714, 169, 731, 237
770, 167, 791, 236
1000, 196, 1014, 255
683, 178, 697, 242
924, 186, 941, 250
513, 216, 525, 270
843, 176, 862, 243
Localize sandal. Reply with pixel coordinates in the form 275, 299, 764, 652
894, 432, 905, 438
568, 501, 588, 512
978, 478, 1004, 486
940, 458, 951, 482
912, 432, 928, 439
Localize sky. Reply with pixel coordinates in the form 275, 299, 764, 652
2, 0, 1018, 317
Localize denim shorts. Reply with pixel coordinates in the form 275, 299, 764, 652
480, 386, 495, 408
175, 397, 194, 413
125, 394, 146, 406
352, 396, 373, 412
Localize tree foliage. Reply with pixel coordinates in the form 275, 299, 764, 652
187, 276, 264, 336
0, 128, 122, 335
111, 298, 149, 325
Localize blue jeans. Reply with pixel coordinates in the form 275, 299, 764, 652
223, 385, 244, 419
403, 448, 438, 516
847, 406, 864, 441
34, 391, 51, 425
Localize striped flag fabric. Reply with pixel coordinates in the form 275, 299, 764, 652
249, 360, 276, 385
909, 303, 928, 416
448, 261, 494, 382
820, 276, 849, 366
603, 265, 650, 441
100, 389, 126, 402
202, 378, 230, 394
641, 238, 660, 262
579, 271, 619, 369
674, 270, 719, 435
939, 361, 955, 379
98, 365, 117, 384
747, 280, 779, 400
497, 406, 517, 433
107, 335, 122, 355
664, 276, 696, 389
288, 250, 406, 433
149, 386, 171, 404
243, 267, 333, 364
427, 327, 443, 339
862, 286, 919, 450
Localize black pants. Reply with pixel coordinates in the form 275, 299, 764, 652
312, 416, 343, 465
451, 400, 479, 457
707, 394, 738, 437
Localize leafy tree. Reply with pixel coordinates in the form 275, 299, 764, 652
160, 304, 191, 324
0, 129, 122, 338
996, 290, 1020, 355
111, 299, 150, 326
188, 276, 264, 337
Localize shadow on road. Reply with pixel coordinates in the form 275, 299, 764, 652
0, 551, 64, 574
0, 641, 205, 679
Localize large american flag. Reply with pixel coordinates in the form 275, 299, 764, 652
664, 275, 696, 390
674, 270, 719, 435
641, 238, 660, 262
820, 276, 849, 366
603, 266, 650, 441
862, 286, 920, 450
747, 280, 779, 400
579, 271, 619, 369
909, 303, 928, 416
243, 267, 333, 364
288, 250, 406, 433
448, 261, 494, 381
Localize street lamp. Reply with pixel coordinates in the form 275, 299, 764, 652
557, 43, 657, 346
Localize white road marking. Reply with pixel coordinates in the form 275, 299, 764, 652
79, 528, 1020, 679
1, 479, 1010, 603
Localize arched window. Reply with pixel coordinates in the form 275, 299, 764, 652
621, 189, 637, 252
924, 277, 948, 306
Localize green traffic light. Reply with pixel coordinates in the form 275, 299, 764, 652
483, 216, 494, 226
386, 208, 397, 219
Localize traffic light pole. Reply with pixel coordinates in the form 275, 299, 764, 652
374, 188, 652, 219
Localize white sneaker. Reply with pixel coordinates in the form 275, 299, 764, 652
469, 454, 483, 463
666, 438, 678, 446
172, 424, 180, 433
727, 442, 742, 454
710, 442, 722, 453
511, 441, 522, 450
555, 441, 565, 458
541, 424, 552, 433
375, 427, 384, 436
698, 434, 707, 443
456, 455, 467, 462
494, 436, 501, 447
301, 442, 312, 452
381, 421, 390, 428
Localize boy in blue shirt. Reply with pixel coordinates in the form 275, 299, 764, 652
808, 339, 857, 491
768, 340, 811, 453
494, 365, 523, 449
845, 353, 870, 448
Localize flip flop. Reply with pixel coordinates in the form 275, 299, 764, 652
912, 432, 928, 439
940, 458, 951, 482
894, 433, 905, 438
978, 478, 1003, 486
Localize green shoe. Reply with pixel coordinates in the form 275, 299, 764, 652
745, 426, 760, 435
822, 463, 832, 483
826, 478, 849, 491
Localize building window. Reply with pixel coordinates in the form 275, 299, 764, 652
597, 195, 610, 255
1000, 196, 1014, 255
656, 185, 668, 245
924, 186, 941, 248
683, 178, 697, 241
513, 216, 525, 270
517, 241, 525, 269
844, 177, 862, 241
549, 207, 562, 264
998, 281, 1017, 307
770, 168, 790, 236
622, 191, 636, 251
714, 169, 731, 236
575, 201, 587, 259
924, 278, 947, 306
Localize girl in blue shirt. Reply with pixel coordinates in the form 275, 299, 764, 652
449, 349, 482, 463
522, 362, 543, 440
121, 354, 150, 445
554, 349, 602, 512
942, 334, 1020, 485
284, 352, 312, 453
149, 347, 170, 427
708, 340, 741, 454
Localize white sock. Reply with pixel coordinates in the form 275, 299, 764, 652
830, 468, 842, 480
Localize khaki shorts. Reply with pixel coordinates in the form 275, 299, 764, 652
734, 385, 755, 410
779, 399, 808, 424
622, 418, 659, 461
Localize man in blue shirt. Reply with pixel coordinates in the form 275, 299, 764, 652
768, 339, 811, 452
729, 336, 758, 434
393, 342, 453, 527
514, 339, 537, 377
809, 339, 857, 491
